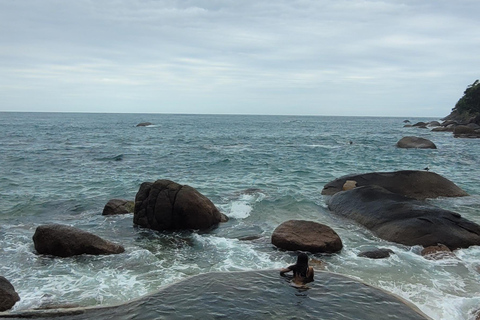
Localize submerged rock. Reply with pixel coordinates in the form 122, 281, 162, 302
421, 244, 456, 260
136, 122, 153, 127
358, 248, 395, 259
321, 170, 468, 200
102, 199, 134, 215
134, 179, 227, 231
0, 276, 20, 311
271, 220, 343, 253
327, 186, 480, 250
33, 224, 125, 257
396, 136, 437, 149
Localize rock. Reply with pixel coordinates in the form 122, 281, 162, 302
412, 122, 428, 128
136, 122, 153, 127
321, 170, 468, 200
134, 179, 226, 231
396, 136, 436, 149
431, 126, 454, 132
454, 125, 475, 135
342, 180, 357, 191
0, 270, 431, 320
327, 185, 480, 250
0, 276, 20, 311
441, 120, 458, 127
467, 123, 480, 130
102, 199, 134, 215
453, 125, 480, 138
33, 224, 125, 257
358, 248, 395, 259
421, 244, 456, 260
427, 121, 441, 127
271, 220, 343, 253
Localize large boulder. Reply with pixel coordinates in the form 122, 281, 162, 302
321, 170, 468, 200
453, 125, 480, 138
0, 276, 20, 311
134, 179, 226, 231
327, 185, 480, 250
102, 199, 134, 215
271, 220, 343, 253
33, 224, 125, 257
396, 136, 436, 149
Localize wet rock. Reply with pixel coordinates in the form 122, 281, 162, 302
327, 185, 480, 250
454, 125, 480, 138
136, 122, 153, 127
427, 121, 441, 127
102, 199, 134, 215
33, 224, 125, 257
358, 248, 395, 259
271, 220, 343, 253
322, 170, 468, 200
396, 136, 436, 149
421, 244, 456, 260
0, 276, 20, 311
431, 125, 455, 132
412, 122, 428, 128
134, 179, 226, 231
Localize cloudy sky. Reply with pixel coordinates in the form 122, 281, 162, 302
1, 0, 479, 117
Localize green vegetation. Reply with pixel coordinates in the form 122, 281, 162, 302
453, 80, 480, 116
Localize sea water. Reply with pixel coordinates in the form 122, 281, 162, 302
0, 112, 479, 319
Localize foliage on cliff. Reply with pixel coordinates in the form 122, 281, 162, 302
452, 80, 480, 117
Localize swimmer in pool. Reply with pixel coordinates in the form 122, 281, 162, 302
280, 252, 314, 285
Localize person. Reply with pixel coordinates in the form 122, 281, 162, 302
280, 252, 314, 285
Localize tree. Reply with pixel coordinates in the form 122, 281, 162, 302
453, 80, 480, 115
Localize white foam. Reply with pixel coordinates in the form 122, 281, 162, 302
227, 192, 265, 219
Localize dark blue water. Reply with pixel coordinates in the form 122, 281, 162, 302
1, 112, 479, 319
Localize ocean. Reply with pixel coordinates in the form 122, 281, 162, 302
1, 112, 479, 319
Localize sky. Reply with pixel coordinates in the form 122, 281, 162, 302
0, 0, 479, 117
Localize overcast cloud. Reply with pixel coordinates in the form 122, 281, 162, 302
1, 0, 479, 116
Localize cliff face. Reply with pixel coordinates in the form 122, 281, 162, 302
444, 80, 480, 122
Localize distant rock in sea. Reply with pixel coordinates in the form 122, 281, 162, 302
136, 122, 153, 127
396, 136, 437, 149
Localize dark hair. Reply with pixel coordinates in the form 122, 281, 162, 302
294, 253, 309, 277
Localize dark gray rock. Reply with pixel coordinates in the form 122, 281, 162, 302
327, 185, 480, 250
358, 248, 395, 259
396, 136, 436, 149
136, 122, 153, 127
412, 122, 428, 128
134, 179, 226, 231
0, 276, 20, 311
33, 224, 125, 257
102, 199, 134, 215
0, 271, 430, 320
427, 121, 441, 127
321, 170, 468, 200
454, 125, 480, 138
271, 220, 343, 253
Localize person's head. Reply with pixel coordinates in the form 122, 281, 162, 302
296, 252, 309, 266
